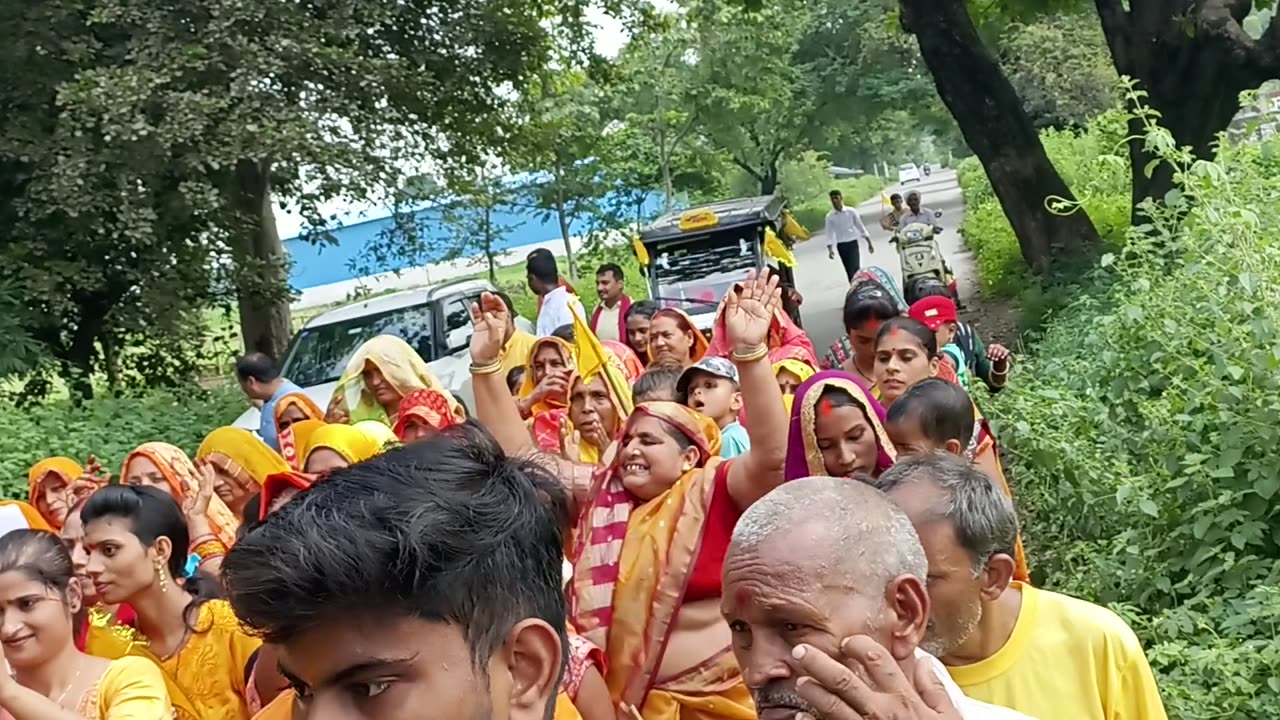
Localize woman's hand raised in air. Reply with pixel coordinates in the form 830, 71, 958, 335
723, 268, 782, 355
469, 293, 510, 366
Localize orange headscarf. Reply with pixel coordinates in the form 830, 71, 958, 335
121, 443, 239, 547
273, 392, 324, 435
258, 472, 317, 521
601, 341, 644, 383
648, 308, 709, 367
0, 500, 54, 533
26, 457, 83, 530
393, 389, 460, 441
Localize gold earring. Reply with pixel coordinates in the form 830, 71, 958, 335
155, 559, 168, 593
682, 462, 693, 472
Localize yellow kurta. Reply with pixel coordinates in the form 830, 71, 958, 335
75, 656, 174, 719
160, 600, 262, 720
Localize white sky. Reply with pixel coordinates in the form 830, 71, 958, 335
274, 8, 636, 239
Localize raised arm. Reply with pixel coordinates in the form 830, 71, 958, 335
469, 295, 594, 507
725, 270, 791, 510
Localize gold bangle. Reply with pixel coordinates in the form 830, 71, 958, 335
191, 540, 228, 559
470, 360, 504, 376
731, 344, 769, 363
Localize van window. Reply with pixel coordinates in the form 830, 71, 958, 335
442, 296, 475, 352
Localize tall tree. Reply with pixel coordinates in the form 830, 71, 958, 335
898, 0, 1101, 272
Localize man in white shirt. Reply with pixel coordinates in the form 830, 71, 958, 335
825, 189, 875, 282
722, 477, 1033, 720
528, 250, 585, 337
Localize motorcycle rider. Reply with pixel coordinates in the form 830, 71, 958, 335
899, 190, 940, 231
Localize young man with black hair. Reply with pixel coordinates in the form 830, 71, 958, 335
527, 251, 584, 337
224, 426, 573, 720
588, 263, 631, 343
825, 189, 874, 281
235, 352, 301, 451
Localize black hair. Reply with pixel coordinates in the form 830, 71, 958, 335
876, 316, 938, 357
904, 276, 953, 306
526, 252, 559, 286
842, 283, 901, 332
829, 189, 843, 199
223, 421, 571, 696
626, 300, 660, 322
506, 365, 526, 395
890, 193, 902, 202
633, 364, 682, 404
80, 485, 222, 628
551, 324, 574, 343
886, 379, 975, 447
596, 263, 624, 282
238, 494, 262, 539
493, 291, 517, 316
235, 352, 279, 383
0, 529, 75, 597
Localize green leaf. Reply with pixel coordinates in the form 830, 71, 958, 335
1254, 475, 1280, 500
1138, 498, 1159, 517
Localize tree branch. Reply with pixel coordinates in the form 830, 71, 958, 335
1093, 0, 1132, 73
1196, 0, 1280, 79
730, 155, 764, 183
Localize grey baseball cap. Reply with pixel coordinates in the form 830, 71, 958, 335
677, 356, 740, 395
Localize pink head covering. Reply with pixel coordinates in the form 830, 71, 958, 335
784, 370, 895, 480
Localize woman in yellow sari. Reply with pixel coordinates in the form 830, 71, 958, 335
26, 457, 84, 531
559, 344, 636, 465
196, 428, 291, 519
300, 423, 386, 474
0, 528, 176, 720
470, 269, 792, 719
82, 486, 262, 720
120, 443, 238, 575
330, 335, 464, 426
276, 420, 323, 472
648, 308, 709, 368
272, 392, 323, 435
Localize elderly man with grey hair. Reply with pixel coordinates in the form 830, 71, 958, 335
874, 452, 1166, 720
721, 476, 1032, 720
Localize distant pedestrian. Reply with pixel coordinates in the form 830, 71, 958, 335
825, 189, 875, 281
235, 353, 301, 450
528, 251, 585, 337
589, 262, 632, 343
528, 248, 577, 314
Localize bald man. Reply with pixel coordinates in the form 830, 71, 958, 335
721, 477, 1031, 720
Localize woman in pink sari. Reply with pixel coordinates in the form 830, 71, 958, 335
707, 294, 818, 369
784, 369, 896, 481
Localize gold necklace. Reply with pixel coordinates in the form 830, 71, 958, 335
52, 659, 84, 709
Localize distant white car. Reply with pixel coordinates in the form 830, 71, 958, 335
898, 163, 922, 185
233, 279, 533, 434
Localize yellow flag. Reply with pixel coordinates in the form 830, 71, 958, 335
881, 191, 892, 207
632, 236, 650, 266
569, 304, 634, 415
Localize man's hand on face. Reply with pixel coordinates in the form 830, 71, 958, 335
790, 637, 965, 720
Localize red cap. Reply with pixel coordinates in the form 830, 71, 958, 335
909, 296, 958, 331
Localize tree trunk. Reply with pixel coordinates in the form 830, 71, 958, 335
232, 159, 292, 361
1094, 0, 1280, 216
483, 206, 497, 283
759, 164, 779, 196
102, 330, 121, 390
554, 185, 577, 280
900, 0, 1100, 273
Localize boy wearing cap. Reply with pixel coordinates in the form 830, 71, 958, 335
909, 296, 970, 389
677, 357, 750, 458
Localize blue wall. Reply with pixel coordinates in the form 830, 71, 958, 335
284, 193, 666, 290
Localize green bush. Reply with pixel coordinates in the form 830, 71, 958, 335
1, 386, 248, 500
982, 100, 1280, 717
957, 109, 1130, 298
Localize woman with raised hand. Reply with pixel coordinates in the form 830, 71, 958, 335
195, 428, 290, 519
469, 269, 791, 720
0, 528, 174, 719
82, 486, 261, 720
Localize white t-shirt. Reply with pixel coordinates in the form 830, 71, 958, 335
825, 206, 871, 250
918, 650, 1036, 720
536, 285, 586, 337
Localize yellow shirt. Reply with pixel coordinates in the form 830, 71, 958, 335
160, 600, 263, 720
501, 330, 539, 377
947, 583, 1167, 720
252, 691, 583, 719
78, 656, 174, 719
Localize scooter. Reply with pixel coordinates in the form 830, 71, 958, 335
892, 210, 961, 307
923, 163, 932, 177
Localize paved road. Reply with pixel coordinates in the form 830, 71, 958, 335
792, 169, 975, 355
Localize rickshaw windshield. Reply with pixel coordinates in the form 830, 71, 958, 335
648, 230, 761, 316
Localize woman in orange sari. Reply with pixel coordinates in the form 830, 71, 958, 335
648, 308, 709, 368
25, 457, 84, 530
272, 392, 323, 436
394, 389, 462, 442
517, 336, 575, 451
120, 443, 239, 574
470, 270, 792, 719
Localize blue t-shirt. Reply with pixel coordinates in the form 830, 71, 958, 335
259, 381, 302, 450
720, 421, 751, 459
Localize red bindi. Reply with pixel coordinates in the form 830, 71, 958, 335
819, 398, 834, 416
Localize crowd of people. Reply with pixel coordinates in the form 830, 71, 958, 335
4, 246, 1169, 720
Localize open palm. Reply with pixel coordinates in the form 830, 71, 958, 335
469, 292, 510, 365
723, 269, 781, 352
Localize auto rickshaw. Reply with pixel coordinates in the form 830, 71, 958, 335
633, 194, 809, 335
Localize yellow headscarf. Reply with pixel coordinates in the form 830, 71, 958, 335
332, 335, 464, 425
195, 427, 290, 485
26, 457, 83, 529
0, 500, 54, 533
273, 392, 324, 434
352, 420, 399, 451
302, 424, 386, 469
567, 344, 636, 464
773, 358, 816, 416
518, 337, 575, 413
121, 443, 239, 547
278, 419, 324, 471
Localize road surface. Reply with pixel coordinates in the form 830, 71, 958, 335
791, 169, 975, 355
